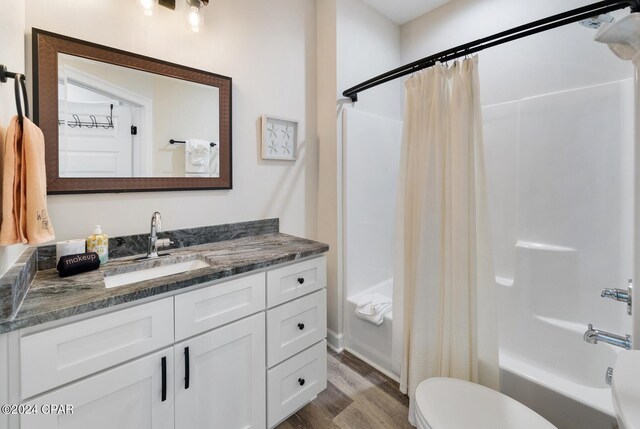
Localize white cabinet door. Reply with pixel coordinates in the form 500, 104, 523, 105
175, 313, 266, 429
21, 348, 174, 429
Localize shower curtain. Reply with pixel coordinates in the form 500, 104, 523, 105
392, 56, 499, 425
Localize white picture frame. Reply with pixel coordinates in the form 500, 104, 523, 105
261, 115, 298, 160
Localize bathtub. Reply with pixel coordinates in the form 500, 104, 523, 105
497, 273, 621, 429
346, 276, 620, 429
500, 353, 618, 429
344, 279, 397, 379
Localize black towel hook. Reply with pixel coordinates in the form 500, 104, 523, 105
12, 74, 28, 125
13, 78, 23, 123
1, 65, 29, 124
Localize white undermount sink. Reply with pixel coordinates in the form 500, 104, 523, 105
103, 258, 210, 289
611, 350, 640, 429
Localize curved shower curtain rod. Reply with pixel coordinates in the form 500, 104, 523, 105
342, 0, 640, 102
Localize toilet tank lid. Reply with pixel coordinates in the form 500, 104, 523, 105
415, 377, 556, 429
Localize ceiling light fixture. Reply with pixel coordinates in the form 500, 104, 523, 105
186, 0, 209, 33
139, 0, 156, 16
139, 0, 209, 33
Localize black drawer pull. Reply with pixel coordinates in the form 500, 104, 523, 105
297, 277, 305, 284
298, 378, 305, 386
161, 356, 167, 402
298, 323, 305, 330
184, 347, 190, 390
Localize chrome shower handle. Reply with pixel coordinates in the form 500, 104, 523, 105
601, 279, 632, 315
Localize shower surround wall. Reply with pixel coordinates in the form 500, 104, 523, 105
343, 108, 402, 375
484, 79, 633, 429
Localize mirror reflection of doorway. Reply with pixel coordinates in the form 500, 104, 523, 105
59, 100, 133, 177
57, 66, 151, 178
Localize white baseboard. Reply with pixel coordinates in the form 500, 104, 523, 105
344, 346, 400, 383
327, 329, 344, 353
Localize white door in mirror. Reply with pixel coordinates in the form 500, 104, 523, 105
59, 101, 134, 177
611, 350, 640, 429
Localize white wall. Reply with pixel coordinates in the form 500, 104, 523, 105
153, 77, 219, 177
24, 0, 317, 241
0, 0, 25, 419
0, 0, 27, 275
337, 0, 402, 119
316, 0, 340, 340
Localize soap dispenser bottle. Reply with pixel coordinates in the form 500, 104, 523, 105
87, 225, 109, 264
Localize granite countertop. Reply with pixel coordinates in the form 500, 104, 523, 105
0, 232, 328, 334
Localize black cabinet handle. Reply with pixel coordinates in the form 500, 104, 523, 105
161, 356, 167, 402
297, 277, 305, 284
298, 378, 305, 386
298, 323, 305, 330
184, 347, 190, 390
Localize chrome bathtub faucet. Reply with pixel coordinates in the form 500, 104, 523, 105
583, 324, 631, 350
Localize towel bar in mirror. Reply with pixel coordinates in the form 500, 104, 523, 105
33, 28, 232, 193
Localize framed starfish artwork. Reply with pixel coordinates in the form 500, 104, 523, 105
261, 115, 298, 160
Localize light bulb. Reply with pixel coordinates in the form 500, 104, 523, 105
188, 5, 201, 32
139, 0, 155, 16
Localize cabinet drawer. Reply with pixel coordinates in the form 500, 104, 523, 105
266, 256, 326, 307
267, 289, 326, 367
20, 297, 173, 399
267, 340, 327, 428
175, 272, 266, 341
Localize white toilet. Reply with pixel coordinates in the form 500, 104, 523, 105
414, 378, 556, 429
611, 350, 640, 429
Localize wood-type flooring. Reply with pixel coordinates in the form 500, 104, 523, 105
277, 349, 412, 429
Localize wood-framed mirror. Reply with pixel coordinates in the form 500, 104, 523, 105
33, 28, 232, 194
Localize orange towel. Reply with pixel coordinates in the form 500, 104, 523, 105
0, 116, 54, 245
22, 118, 54, 244
0, 116, 23, 245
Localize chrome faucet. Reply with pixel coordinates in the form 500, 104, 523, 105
583, 324, 631, 350
601, 279, 632, 315
147, 211, 163, 259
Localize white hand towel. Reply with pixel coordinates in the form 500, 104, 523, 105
210, 143, 220, 178
185, 139, 211, 175
356, 292, 392, 326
